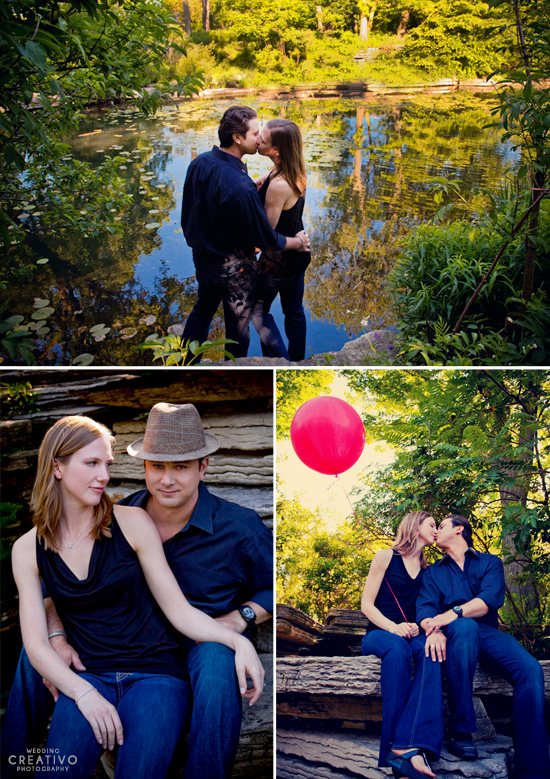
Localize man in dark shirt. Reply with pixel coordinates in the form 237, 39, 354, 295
180, 105, 309, 360
416, 514, 549, 778
2, 403, 273, 779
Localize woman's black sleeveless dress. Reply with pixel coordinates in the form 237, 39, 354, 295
252, 173, 311, 360
36, 514, 185, 679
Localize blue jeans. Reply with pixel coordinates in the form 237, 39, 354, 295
182, 252, 257, 362
1, 644, 242, 779
445, 619, 550, 779
181, 642, 243, 779
3, 668, 188, 779
1, 648, 55, 777
361, 630, 443, 767
251, 270, 307, 361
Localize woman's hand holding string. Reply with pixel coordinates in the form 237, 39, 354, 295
390, 621, 417, 639
75, 687, 124, 751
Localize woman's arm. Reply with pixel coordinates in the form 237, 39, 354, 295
361, 549, 416, 638
12, 531, 124, 750
263, 177, 296, 229
116, 507, 265, 704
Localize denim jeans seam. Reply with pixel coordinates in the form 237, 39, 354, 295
409, 649, 426, 744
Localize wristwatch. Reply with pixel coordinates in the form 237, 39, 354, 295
238, 605, 257, 627
452, 605, 463, 618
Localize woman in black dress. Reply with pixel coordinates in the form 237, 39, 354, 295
361, 511, 443, 779
252, 118, 311, 361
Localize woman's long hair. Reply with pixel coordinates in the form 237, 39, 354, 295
392, 510, 432, 568
266, 119, 307, 196
31, 416, 114, 552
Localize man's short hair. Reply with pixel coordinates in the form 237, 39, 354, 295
218, 106, 257, 148
446, 514, 474, 547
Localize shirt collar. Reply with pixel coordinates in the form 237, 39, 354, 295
211, 145, 248, 174
139, 483, 215, 536
439, 547, 479, 564
185, 482, 215, 535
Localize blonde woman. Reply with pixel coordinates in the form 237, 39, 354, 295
361, 511, 442, 779
252, 118, 311, 361
8, 416, 263, 778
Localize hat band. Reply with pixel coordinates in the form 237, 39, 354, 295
144, 441, 207, 455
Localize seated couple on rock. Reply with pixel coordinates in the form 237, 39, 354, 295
1, 402, 273, 779
361, 510, 549, 779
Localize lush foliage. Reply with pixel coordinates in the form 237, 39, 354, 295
0, 381, 38, 418
391, 199, 550, 365
0, 0, 202, 250
277, 498, 373, 621
166, 0, 514, 89
391, 2, 550, 366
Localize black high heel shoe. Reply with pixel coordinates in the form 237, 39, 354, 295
386, 749, 432, 779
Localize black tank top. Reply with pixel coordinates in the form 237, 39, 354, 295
258, 173, 311, 278
36, 515, 186, 679
366, 552, 424, 632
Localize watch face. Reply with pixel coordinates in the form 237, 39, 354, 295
241, 606, 255, 621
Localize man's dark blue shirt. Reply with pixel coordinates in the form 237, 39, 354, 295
416, 549, 505, 629
118, 481, 273, 617
181, 145, 287, 260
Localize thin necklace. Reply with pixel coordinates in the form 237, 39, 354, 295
62, 525, 92, 549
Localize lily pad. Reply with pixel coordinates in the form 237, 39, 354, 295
5, 315, 25, 326
31, 307, 54, 319
120, 327, 138, 339
34, 299, 51, 308
72, 353, 95, 365
145, 222, 161, 229
89, 324, 111, 335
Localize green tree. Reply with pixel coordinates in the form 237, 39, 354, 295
277, 498, 372, 621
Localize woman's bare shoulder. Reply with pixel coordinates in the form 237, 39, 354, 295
373, 547, 393, 567
268, 175, 294, 196
113, 505, 158, 547
113, 504, 152, 527
12, 527, 37, 560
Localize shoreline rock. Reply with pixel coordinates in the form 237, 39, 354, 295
228, 330, 397, 367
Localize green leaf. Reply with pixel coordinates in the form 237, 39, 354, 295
25, 41, 48, 72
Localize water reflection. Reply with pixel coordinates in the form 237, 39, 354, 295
4, 95, 517, 364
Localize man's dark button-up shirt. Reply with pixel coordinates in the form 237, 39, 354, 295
416, 548, 505, 629
181, 145, 287, 260
118, 482, 273, 617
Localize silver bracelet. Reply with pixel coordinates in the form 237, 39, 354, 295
48, 631, 67, 640
75, 688, 93, 706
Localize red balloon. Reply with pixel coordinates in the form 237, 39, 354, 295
290, 396, 365, 475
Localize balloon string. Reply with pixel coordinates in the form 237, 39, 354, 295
338, 479, 410, 627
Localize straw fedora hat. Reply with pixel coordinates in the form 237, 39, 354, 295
127, 403, 220, 461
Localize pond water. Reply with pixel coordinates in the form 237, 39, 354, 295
5, 94, 518, 364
